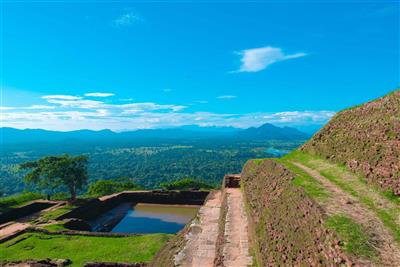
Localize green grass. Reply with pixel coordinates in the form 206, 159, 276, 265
36, 205, 76, 223
286, 151, 400, 243
41, 223, 68, 232
325, 215, 377, 259
275, 158, 330, 201
0, 232, 171, 266
0, 192, 43, 213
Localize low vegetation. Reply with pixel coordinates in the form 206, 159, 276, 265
0, 232, 171, 266
325, 214, 377, 259
87, 179, 142, 197
275, 158, 330, 201
160, 178, 215, 190
0, 192, 43, 213
35, 205, 76, 223
286, 151, 400, 243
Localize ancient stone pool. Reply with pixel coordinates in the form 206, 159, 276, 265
90, 203, 199, 234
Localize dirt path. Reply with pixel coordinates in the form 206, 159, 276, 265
307, 158, 400, 224
176, 190, 222, 267
222, 188, 252, 267
292, 162, 400, 266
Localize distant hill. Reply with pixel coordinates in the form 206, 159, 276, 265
301, 89, 400, 195
0, 123, 309, 145
237, 123, 309, 141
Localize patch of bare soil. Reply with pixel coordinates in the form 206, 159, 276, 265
292, 162, 400, 267
222, 188, 252, 267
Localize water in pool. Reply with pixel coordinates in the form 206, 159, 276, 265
91, 203, 199, 234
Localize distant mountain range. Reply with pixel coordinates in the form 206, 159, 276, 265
1, 123, 310, 145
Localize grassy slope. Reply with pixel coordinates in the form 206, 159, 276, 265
325, 214, 377, 259
0, 193, 43, 213
34, 205, 76, 223
276, 155, 378, 260
241, 159, 350, 266
0, 232, 171, 266
284, 151, 400, 243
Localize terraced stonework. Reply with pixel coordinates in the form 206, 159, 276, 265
174, 191, 222, 267
301, 90, 400, 195
222, 188, 253, 267
241, 159, 351, 266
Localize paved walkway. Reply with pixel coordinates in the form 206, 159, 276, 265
222, 188, 253, 267
0, 222, 30, 241
0, 201, 63, 242
176, 190, 222, 267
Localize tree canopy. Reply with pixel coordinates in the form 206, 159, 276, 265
160, 178, 215, 191
87, 178, 141, 197
20, 154, 88, 202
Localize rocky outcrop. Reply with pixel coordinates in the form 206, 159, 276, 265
241, 159, 351, 266
302, 90, 400, 195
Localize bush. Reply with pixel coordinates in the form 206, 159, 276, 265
160, 178, 214, 190
87, 179, 141, 197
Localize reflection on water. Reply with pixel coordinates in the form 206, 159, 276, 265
91, 203, 199, 234
265, 147, 290, 157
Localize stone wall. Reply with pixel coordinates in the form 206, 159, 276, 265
241, 159, 351, 266
0, 201, 56, 224
149, 190, 216, 267
58, 191, 209, 221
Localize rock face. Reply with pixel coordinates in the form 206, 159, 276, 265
62, 218, 92, 231
302, 90, 400, 195
241, 159, 351, 266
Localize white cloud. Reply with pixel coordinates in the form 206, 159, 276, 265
114, 12, 142, 27
2, 92, 334, 131
2, 107, 334, 131
27, 105, 56, 110
42, 95, 81, 100
119, 102, 186, 113
46, 99, 105, 109
0, 106, 15, 110
234, 46, 306, 73
217, 95, 237, 99
85, 92, 115, 97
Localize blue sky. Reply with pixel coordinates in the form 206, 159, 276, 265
1, 1, 398, 131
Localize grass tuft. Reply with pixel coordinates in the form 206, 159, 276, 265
325, 214, 377, 259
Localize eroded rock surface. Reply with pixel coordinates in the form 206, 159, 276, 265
301, 90, 400, 195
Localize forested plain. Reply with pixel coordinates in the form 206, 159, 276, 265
0, 138, 303, 196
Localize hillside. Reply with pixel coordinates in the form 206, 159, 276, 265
0, 123, 309, 145
239, 90, 400, 266
301, 90, 400, 195
237, 123, 309, 141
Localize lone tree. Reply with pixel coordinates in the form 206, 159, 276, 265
20, 154, 88, 202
